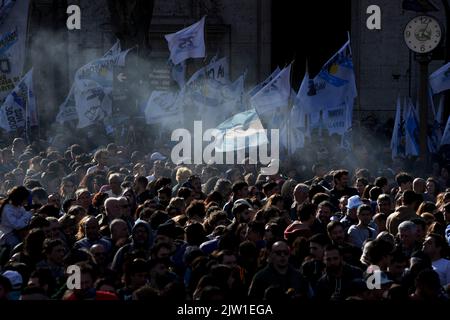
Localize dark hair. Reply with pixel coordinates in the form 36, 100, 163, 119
42, 239, 65, 255
263, 182, 277, 194
427, 233, 449, 257
135, 176, 148, 187
365, 239, 394, 265
357, 204, 372, 215
327, 221, 344, 234
369, 187, 383, 201
185, 200, 206, 220
374, 177, 388, 189
396, 172, 413, 186
333, 170, 349, 183
402, 190, 417, 206
311, 193, 330, 206
309, 233, 331, 247
177, 187, 193, 199
297, 203, 317, 222
324, 244, 342, 255
0, 186, 30, 221
232, 181, 248, 194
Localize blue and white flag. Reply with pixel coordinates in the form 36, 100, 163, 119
298, 40, 357, 116
0, 0, 30, 101
248, 67, 281, 98
430, 62, 450, 95
0, 69, 36, 132
296, 40, 357, 148
214, 109, 268, 153
165, 16, 206, 65
404, 99, 420, 156
391, 96, 405, 159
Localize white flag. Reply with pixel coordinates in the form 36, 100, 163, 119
430, 62, 450, 95
165, 16, 206, 65
144, 90, 182, 128
248, 67, 281, 97
0, 69, 36, 132
0, 0, 30, 101
250, 64, 292, 131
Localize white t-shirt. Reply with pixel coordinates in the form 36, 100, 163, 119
432, 258, 450, 287
86, 164, 108, 176
0, 204, 32, 241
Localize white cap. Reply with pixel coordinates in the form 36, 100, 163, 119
346, 195, 363, 210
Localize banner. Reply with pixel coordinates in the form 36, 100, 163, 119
0, 68, 36, 132
165, 16, 206, 65
0, 0, 30, 101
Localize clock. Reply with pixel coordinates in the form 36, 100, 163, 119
404, 15, 442, 53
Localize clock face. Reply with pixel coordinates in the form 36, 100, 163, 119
404, 15, 442, 53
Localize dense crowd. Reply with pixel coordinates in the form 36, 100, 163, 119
0, 137, 449, 301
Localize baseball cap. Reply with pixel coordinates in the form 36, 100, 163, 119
2, 270, 22, 290
150, 152, 167, 162
346, 195, 363, 210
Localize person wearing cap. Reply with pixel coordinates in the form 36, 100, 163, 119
329, 170, 358, 208
150, 152, 167, 163
248, 241, 308, 300
340, 195, 362, 232
223, 181, 249, 219
2, 270, 23, 300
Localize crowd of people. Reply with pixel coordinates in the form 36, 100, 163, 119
0, 136, 449, 301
